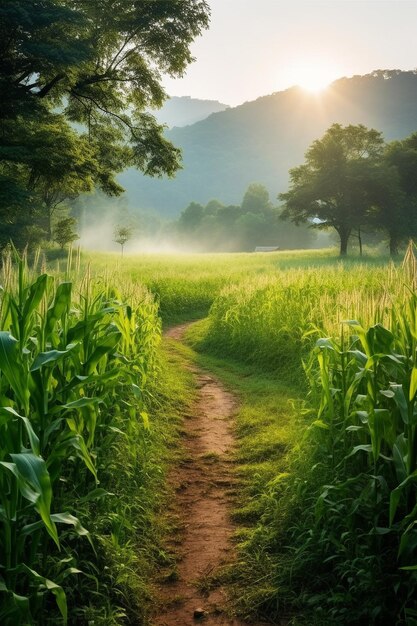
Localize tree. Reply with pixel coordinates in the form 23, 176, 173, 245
380, 134, 417, 255
114, 225, 133, 257
54, 217, 79, 249
0, 113, 126, 244
1, 1, 210, 149
241, 183, 273, 215
280, 124, 385, 256
178, 202, 205, 233
235, 212, 268, 251
204, 199, 224, 215
0, 0, 210, 247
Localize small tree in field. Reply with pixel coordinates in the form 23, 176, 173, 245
54, 217, 79, 249
114, 225, 133, 257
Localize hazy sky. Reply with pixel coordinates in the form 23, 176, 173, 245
162, 0, 417, 106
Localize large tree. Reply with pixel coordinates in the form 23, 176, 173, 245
280, 124, 385, 256
0, 0, 210, 246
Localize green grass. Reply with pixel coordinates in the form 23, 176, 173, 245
63, 247, 401, 325
187, 263, 406, 389
182, 247, 417, 625
77, 341, 196, 625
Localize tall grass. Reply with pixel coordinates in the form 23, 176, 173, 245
77, 249, 329, 322
188, 248, 417, 623
78, 249, 397, 325
8, 245, 411, 624
192, 263, 402, 382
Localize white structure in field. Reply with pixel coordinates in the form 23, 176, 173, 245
254, 246, 280, 252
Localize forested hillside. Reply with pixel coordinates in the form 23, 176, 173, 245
119, 70, 417, 215
151, 96, 229, 128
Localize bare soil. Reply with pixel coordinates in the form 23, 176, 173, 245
151, 323, 262, 626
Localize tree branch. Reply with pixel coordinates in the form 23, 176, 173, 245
37, 73, 66, 98
71, 90, 137, 136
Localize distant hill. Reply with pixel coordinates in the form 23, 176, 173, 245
119, 70, 417, 216
151, 95, 229, 128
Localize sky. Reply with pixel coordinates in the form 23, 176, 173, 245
162, 0, 417, 106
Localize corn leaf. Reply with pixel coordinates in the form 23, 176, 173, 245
0, 332, 29, 410
8, 453, 58, 547
30, 347, 75, 372
20, 565, 67, 624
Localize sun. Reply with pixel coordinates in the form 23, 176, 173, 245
296, 68, 333, 93
285, 62, 337, 93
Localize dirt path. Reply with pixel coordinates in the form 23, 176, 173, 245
151, 323, 257, 626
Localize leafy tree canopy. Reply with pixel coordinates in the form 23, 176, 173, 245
241, 183, 273, 215
114, 223, 134, 256
54, 216, 79, 249
379, 133, 417, 255
176, 184, 315, 252
0, 0, 210, 247
280, 124, 386, 255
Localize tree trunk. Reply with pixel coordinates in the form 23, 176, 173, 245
47, 207, 53, 241
389, 235, 399, 257
338, 228, 350, 256
358, 227, 363, 257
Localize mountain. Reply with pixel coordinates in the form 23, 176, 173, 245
151, 96, 229, 128
118, 70, 417, 216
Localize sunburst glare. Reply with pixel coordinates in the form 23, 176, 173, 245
284, 62, 339, 93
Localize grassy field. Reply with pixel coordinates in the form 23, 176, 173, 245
76, 247, 395, 324
2, 245, 417, 625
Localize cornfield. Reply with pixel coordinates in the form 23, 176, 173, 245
0, 249, 160, 624
195, 244, 417, 623
3, 244, 417, 624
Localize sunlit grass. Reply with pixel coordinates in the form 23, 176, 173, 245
55, 247, 400, 325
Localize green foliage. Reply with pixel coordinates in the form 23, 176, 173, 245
113, 224, 134, 256
175, 184, 315, 251
280, 123, 386, 256
274, 303, 417, 624
35, 246, 417, 624
0, 0, 210, 248
241, 183, 273, 214
0, 250, 163, 624
280, 124, 417, 257
184, 246, 417, 624
193, 261, 402, 379
382, 134, 417, 254
54, 218, 79, 249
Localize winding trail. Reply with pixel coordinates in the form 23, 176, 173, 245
151, 323, 261, 626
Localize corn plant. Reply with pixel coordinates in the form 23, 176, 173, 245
0, 252, 160, 624
184, 243, 417, 623
298, 296, 417, 623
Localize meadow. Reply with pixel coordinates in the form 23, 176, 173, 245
1, 245, 417, 625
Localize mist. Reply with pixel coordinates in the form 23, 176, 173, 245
77, 206, 205, 255
74, 184, 334, 255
